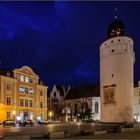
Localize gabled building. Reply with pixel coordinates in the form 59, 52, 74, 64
0, 66, 48, 122
47, 84, 70, 120
62, 85, 100, 122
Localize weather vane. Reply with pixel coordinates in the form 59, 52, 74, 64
114, 8, 118, 20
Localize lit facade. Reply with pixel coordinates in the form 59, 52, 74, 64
47, 84, 70, 120
0, 66, 48, 122
134, 81, 140, 122
62, 85, 100, 122
100, 19, 135, 123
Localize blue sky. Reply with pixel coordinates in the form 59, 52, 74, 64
0, 1, 139, 89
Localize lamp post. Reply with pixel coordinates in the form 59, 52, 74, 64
13, 110, 16, 122
49, 111, 52, 121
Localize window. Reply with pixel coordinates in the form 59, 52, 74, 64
29, 88, 33, 94
6, 83, 12, 90
54, 92, 56, 97
25, 77, 29, 83
40, 113, 43, 120
25, 88, 28, 94
25, 99, 28, 107
20, 87, 24, 93
20, 75, 24, 82
19, 111, 23, 119
7, 97, 11, 105
7, 111, 10, 119
29, 78, 33, 83
95, 102, 99, 114
20, 99, 24, 107
111, 49, 114, 53
7, 71, 10, 77
39, 90, 43, 96
40, 102, 43, 108
48, 99, 50, 103
103, 85, 116, 104
139, 92, 140, 96
29, 100, 33, 107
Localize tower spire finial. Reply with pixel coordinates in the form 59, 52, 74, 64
114, 8, 118, 20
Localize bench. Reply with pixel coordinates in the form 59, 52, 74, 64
81, 129, 94, 136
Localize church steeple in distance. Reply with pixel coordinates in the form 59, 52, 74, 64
107, 8, 125, 39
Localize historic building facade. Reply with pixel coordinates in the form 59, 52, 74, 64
47, 84, 70, 120
62, 85, 100, 122
0, 66, 48, 122
134, 81, 140, 122
100, 18, 135, 123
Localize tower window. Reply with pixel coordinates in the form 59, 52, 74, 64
112, 74, 114, 77
95, 102, 99, 114
124, 49, 127, 51
111, 49, 114, 53
111, 40, 113, 43
118, 39, 120, 41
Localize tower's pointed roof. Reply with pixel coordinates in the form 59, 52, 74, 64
107, 8, 125, 39
107, 19, 125, 39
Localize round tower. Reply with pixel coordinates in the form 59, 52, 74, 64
100, 18, 135, 123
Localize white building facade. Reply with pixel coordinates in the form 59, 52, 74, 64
100, 19, 135, 123
134, 81, 140, 122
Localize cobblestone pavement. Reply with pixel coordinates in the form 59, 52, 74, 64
68, 130, 140, 139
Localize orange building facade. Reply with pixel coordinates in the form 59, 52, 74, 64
0, 66, 47, 122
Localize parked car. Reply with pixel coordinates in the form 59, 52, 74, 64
38, 120, 51, 125
19, 120, 34, 127
2, 119, 16, 127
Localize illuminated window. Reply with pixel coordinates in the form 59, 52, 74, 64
25, 99, 28, 107
20, 87, 24, 93
7, 97, 11, 105
95, 102, 99, 113
19, 111, 23, 119
29, 88, 33, 94
40, 113, 43, 120
39, 90, 43, 96
40, 102, 43, 108
25, 77, 29, 83
29, 78, 33, 83
25, 88, 28, 94
6, 83, 12, 90
29, 100, 33, 107
20, 99, 24, 107
7, 71, 10, 77
20, 75, 24, 82
7, 111, 10, 119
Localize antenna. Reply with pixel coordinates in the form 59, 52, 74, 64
114, 8, 118, 20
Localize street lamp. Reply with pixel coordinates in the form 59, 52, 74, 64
13, 110, 16, 122
49, 111, 52, 121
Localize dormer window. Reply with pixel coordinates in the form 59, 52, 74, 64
7, 71, 10, 77
20, 75, 24, 82
25, 77, 29, 83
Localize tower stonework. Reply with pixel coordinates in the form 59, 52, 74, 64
100, 19, 135, 123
